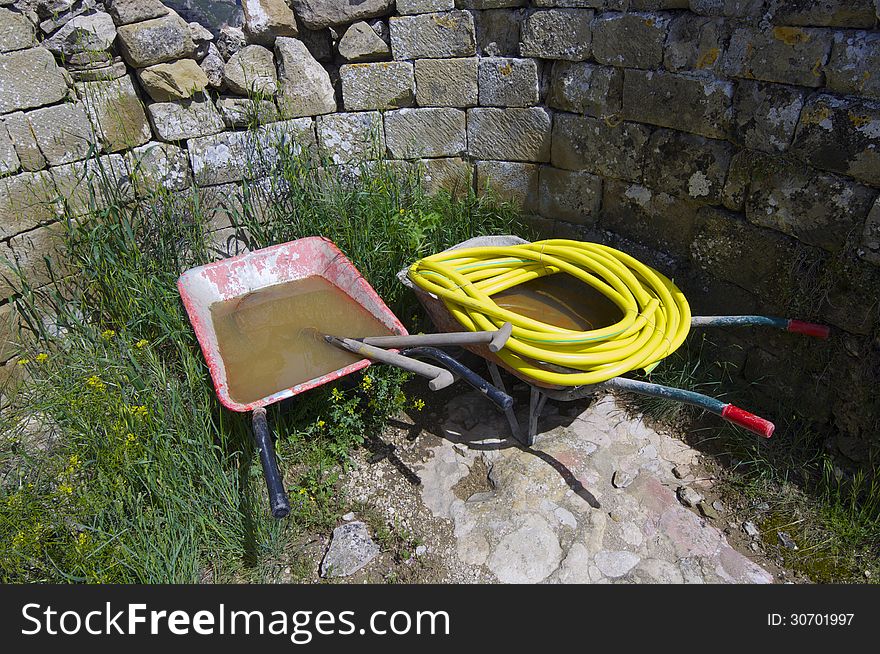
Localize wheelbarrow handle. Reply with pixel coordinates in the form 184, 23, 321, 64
326, 336, 455, 391
252, 408, 291, 519
358, 322, 513, 353
400, 346, 514, 411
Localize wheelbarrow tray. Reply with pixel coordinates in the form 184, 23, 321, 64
179, 236, 407, 413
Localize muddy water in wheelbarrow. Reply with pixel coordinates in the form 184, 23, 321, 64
178, 237, 408, 518
212, 276, 394, 405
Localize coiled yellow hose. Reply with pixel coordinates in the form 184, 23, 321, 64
408, 239, 692, 387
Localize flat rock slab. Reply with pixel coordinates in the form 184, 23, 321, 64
419, 392, 774, 584
321, 521, 380, 578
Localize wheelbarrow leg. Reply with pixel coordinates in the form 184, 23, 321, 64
487, 362, 528, 446
527, 386, 548, 447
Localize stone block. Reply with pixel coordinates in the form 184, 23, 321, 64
791, 93, 880, 187
0, 122, 19, 176
290, 0, 394, 30
664, 14, 729, 74
337, 21, 391, 62
317, 111, 385, 164
188, 118, 316, 185
475, 160, 539, 210
138, 59, 210, 103
397, 0, 455, 14
825, 30, 880, 100
473, 8, 523, 56
591, 12, 670, 69
0, 171, 56, 238
457, 0, 527, 8
216, 96, 280, 128
0, 303, 21, 362
478, 57, 539, 107
768, 0, 877, 28
520, 9, 593, 61
642, 128, 732, 205
49, 154, 134, 217
546, 61, 622, 117
551, 112, 650, 181
732, 80, 806, 154
414, 58, 478, 107
861, 197, 880, 266
43, 11, 117, 59
722, 26, 832, 87
538, 166, 601, 224
0, 222, 67, 299
688, 0, 767, 17
241, 0, 299, 46
733, 154, 877, 252
467, 107, 552, 162
341, 62, 414, 111
75, 75, 152, 153
389, 11, 476, 59
116, 12, 196, 68
147, 95, 225, 142
533, 0, 603, 6
25, 102, 98, 166
126, 141, 192, 194
0, 7, 36, 52
223, 44, 278, 96
384, 108, 466, 159
601, 179, 704, 259
2, 112, 46, 171
275, 37, 337, 118
622, 69, 733, 140
106, 0, 169, 26
417, 157, 472, 196
690, 208, 801, 305
0, 48, 69, 115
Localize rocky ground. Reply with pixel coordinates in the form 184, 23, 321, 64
298, 381, 785, 584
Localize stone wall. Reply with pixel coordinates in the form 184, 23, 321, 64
1, 0, 879, 462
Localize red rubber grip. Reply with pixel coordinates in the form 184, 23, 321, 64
722, 404, 775, 438
787, 320, 830, 339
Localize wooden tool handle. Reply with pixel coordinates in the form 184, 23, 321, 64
326, 336, 454, 391
359, 322, 512, 353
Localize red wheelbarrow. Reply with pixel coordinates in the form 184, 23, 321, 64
178, 237, 513, 517
178, 237, 409, 518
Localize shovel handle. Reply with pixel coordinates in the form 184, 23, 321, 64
327, 336, 455, 390
252, 408, 290, 519
359, 322, 513, 353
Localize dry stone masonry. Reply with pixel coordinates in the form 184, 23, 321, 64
1, 0, 879, 463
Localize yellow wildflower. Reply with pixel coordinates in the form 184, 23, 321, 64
135, 339, 149, 349
86, 375, 106, 391
361, 374, 373, 391
331, 387, 343, 401
316, 420, 326, 429
126, 405, 148, 418
126, 433, 137, 444
35, 353, 48, 363
16, 358, 30, 366
58, 484, 73, 495
101, 329, 116, 340
76, 532, 89, 547
413, 398, 425, 412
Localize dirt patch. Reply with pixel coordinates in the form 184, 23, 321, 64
452, 456, 493, 501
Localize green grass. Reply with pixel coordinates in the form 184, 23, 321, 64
630, 333, 880, 583
0, 144, 526, 583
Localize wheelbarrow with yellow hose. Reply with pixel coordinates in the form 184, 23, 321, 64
400, 236, 830, 446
